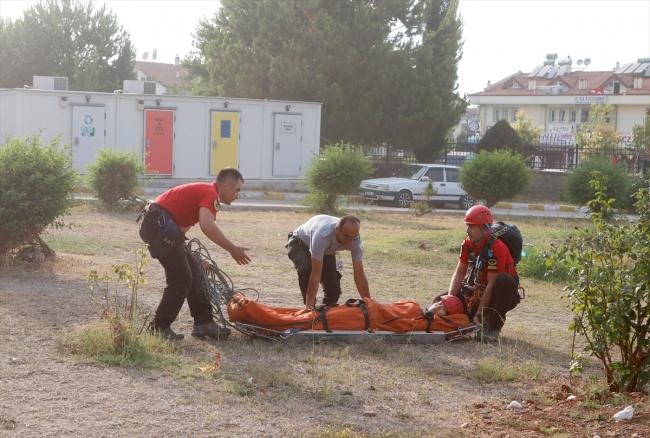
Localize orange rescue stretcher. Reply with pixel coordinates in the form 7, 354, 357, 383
227, 293, 478, 344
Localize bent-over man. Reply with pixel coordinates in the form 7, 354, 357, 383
287, 215, 370, 310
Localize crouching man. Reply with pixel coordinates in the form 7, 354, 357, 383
443, 206, 520, 341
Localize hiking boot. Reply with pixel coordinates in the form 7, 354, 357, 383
148, 324, 185, 341
192, 321, 231, 339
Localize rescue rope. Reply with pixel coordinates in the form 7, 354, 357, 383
188, 238, 260, 335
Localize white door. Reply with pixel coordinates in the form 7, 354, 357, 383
273, 114, 302, 176
444, 168, 464, 197
419, 166, 446, 200
71, 105, 105, 173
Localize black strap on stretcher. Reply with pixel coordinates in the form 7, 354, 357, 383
423, 310, 463, 333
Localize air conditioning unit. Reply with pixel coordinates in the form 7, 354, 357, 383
33, 76, 68, 90
123, 80, 157, 94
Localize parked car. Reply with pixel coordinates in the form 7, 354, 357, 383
358, 163, 475, 209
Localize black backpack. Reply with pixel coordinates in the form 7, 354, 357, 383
483, 221, 523, 265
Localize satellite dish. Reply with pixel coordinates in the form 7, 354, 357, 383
142, 52, 149, 60
577, 59, 583, 65
152, 48, 157, 61
584, 58, 591, 66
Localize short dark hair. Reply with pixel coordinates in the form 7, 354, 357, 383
338, 215, 360, 229
216, 167, 244, 184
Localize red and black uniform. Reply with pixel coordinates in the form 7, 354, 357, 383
139, 183, 221, 330
458, 233, 520, 332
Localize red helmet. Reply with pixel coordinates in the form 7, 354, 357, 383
441, 295, 463, 316
464, 205, 493, 225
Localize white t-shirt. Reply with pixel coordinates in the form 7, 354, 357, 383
293, 215, 364, 262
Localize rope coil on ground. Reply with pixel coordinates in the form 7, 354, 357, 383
188, 238, 260, 336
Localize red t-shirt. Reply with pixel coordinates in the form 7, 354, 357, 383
459, 234, 516, 285
154, 182, 220, 227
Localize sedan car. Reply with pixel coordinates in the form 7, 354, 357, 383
358, 163, 475, 209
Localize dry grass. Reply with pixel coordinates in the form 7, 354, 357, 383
2, 206, 641, 437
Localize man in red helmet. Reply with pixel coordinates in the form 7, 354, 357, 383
443, 205, 520, 341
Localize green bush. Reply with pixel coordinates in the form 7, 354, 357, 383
0, 134, 78, 257
85, 148, 146, 207
563, 158, 634, 210
549, 172, 650, 392
458, 149, 532, 208
303, 142, 373, 214
477, 119, 523, 153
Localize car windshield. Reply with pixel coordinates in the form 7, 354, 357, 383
392, 165, 427, 180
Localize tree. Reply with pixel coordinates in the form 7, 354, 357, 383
0, 133, 78, 258
0, 0, 136, 92
575, 103, 619, 151
186, 0, 466, 158
550, 172, 650, 392
458, 149, 531, 208
512, 109, 544, 144
477, 120, 523, 153
303, 142, 373, 214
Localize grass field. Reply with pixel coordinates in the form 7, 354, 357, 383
1, 206, 647, 437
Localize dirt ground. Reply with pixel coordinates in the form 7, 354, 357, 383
1, 207, 648, 437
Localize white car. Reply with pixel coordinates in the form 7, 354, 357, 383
358, 163, 475, 209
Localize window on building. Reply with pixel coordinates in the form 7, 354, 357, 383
494, 107, 518, 122
503, 109, 509, 121
559, 109, 566, 122
494, 109, 500, 121
512, 109, 519, 122
508, 82, 521, 89
550, 109, 556, 123
570, 109, 577, 123
581, 109, 590, 123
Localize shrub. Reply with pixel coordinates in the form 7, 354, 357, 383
458, 149, 532, 208
303, 142, 373, 214
477, 119, 523, 153
0, 134, 78, 257
85, 148, 146, 208
410, 181, 437, 216
563, 158, 634, 210
549, 172, 650, 392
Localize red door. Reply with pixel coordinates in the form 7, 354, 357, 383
144, 109, 174, 175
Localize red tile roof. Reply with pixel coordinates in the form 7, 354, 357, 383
470, 69, 650, 96
135, 61, 189, 87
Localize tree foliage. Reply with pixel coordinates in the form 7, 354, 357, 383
303, 142, 373, 214
563, 158, 635, 211
549, 172, 650, 392
85, 148, 146, 208
0, 0, 136, 92
512, 108, 544, 144
0, 134, 78, 257
631, 110, 650, 151
477, 119, 523, 153
186, 0, 467, 160
575, 103, 619, 152
458, 149, 531, 208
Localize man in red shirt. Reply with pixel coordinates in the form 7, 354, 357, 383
138, 167, 250, 340
444, 205, 520, 341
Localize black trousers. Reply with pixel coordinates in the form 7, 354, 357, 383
139, 209, 213, 329
286, 240, 342, 306
441, 273, 519, 332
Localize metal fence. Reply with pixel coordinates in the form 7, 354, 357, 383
364, 136, 650, 174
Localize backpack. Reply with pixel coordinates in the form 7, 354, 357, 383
484, 221, 523, 265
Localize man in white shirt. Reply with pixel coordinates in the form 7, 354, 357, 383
287, 215, 371, 310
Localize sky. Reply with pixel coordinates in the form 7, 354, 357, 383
1, 0, 649, 98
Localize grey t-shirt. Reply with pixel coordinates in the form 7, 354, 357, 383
293, 215, 364, 262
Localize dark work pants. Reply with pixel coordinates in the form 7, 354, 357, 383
287, 240, 342, 306
139, 210, 214, 329
444, 273, 520, 332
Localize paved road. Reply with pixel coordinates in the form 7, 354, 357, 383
222, 198, 629, 221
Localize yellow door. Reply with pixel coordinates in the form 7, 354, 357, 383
210, 111, 239, 174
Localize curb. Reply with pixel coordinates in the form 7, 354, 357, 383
494, 202, 584, 213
